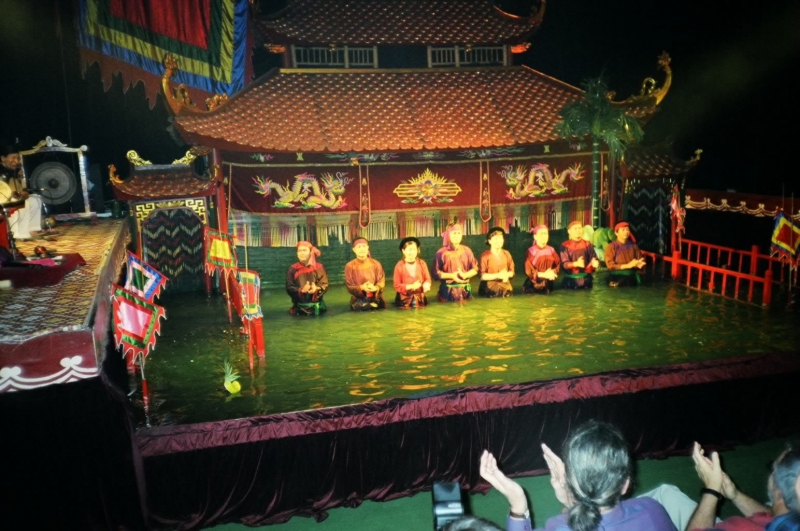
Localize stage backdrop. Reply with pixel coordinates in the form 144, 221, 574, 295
223, 151, 593, 246
77, 0, 252, 107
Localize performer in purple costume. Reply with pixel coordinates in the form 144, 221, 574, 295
434, 223, 478, 302
559, 220, 600, 289
523, 225, 560, 294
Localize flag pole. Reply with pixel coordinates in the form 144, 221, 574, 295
789, 193, 795, 309
139, 352, 151, 427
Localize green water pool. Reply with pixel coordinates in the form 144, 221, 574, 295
134, 275, 799, 427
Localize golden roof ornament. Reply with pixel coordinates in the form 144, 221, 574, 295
127, 150, 152, 166
610, 52, 672, 111
162, 54, 228, 115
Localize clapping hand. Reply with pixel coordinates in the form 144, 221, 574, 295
479, 450, 528, 514
692, 442, 723, 491
542, 443, 574, 508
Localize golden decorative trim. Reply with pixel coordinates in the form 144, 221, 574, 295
127, 150, 152, 166
134, 198, 208, 232
108, 164, 123, 184
610, 52, 672, 110
161, 54, 209, 116
685, 196, 800, 221
172, 150, 198, 166
222, 151, 595, 170
205, 93, 228, 111
688, 149, 703, 166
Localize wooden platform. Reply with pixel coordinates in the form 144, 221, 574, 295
0, 219, 130, 392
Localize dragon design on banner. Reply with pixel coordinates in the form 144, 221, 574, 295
253, 172, 353, 209
501, 163, 586, 200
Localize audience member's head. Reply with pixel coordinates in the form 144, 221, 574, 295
771, 442, 800, 512
563, 421, 632, 531
442, 515, 503, 531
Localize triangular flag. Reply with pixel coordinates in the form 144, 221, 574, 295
125, 251, 168, 302
237, 269, 262, 320
770, 212, 800, 261
204, 227, 238, 278
111, 284, 166, 368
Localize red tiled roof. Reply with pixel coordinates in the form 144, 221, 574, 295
622, 145, 699, 178
174, 66, 583, 153
254, 0, 542, 46
112, 165, 216, 201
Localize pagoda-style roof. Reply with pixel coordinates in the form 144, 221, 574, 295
254, 0, 544, 46
173, 66, 584, 153
111, 162, 217, 202
621, 144, 702, 179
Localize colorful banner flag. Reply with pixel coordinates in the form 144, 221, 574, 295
237, 269, 262, 320
670, 185, 686, 234
125, 251, 168, 302
111, 284, 166, 366
77, 0, 252, 107
204, 227, 238, 278
770, 212, 800, 261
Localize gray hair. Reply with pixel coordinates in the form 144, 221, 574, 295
773, 442, 800, 512
564, 421, 633, 531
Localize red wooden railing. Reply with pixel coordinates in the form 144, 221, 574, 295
640, 239, 782, 306
680, 239, 797, 286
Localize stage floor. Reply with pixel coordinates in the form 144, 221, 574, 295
132, 275, 800, 427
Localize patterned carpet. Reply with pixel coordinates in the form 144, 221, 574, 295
0, 219, 129, 343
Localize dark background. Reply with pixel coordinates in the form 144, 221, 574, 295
1, 0, 799, 200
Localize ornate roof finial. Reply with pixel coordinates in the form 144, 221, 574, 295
610, 52, 673, 113
162, 54, 229, 115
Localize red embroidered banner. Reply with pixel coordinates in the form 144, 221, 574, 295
229, 155, 592, 216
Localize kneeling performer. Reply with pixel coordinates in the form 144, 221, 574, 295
286, 241, 328, 315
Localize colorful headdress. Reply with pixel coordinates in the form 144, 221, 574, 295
614, 222, 636, 243
297, 240, 320, 266
531, 224, 548, 235
442, 223, 463, 249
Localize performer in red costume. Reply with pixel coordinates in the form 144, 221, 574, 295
559, 221, 599, 289
286, 241, 329, 315
478, 226, 514, 297
433, 223, 478, 302
392, 237, 432, 309
344, 237, 386, 310
523, 224, 560, 294
604, 222, 646, 287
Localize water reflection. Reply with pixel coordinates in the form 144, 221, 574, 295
137, 280, 800, 426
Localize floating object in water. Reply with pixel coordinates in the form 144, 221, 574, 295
223, 360, 241, 394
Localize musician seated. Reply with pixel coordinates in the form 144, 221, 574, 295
1, 144, 43, 241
